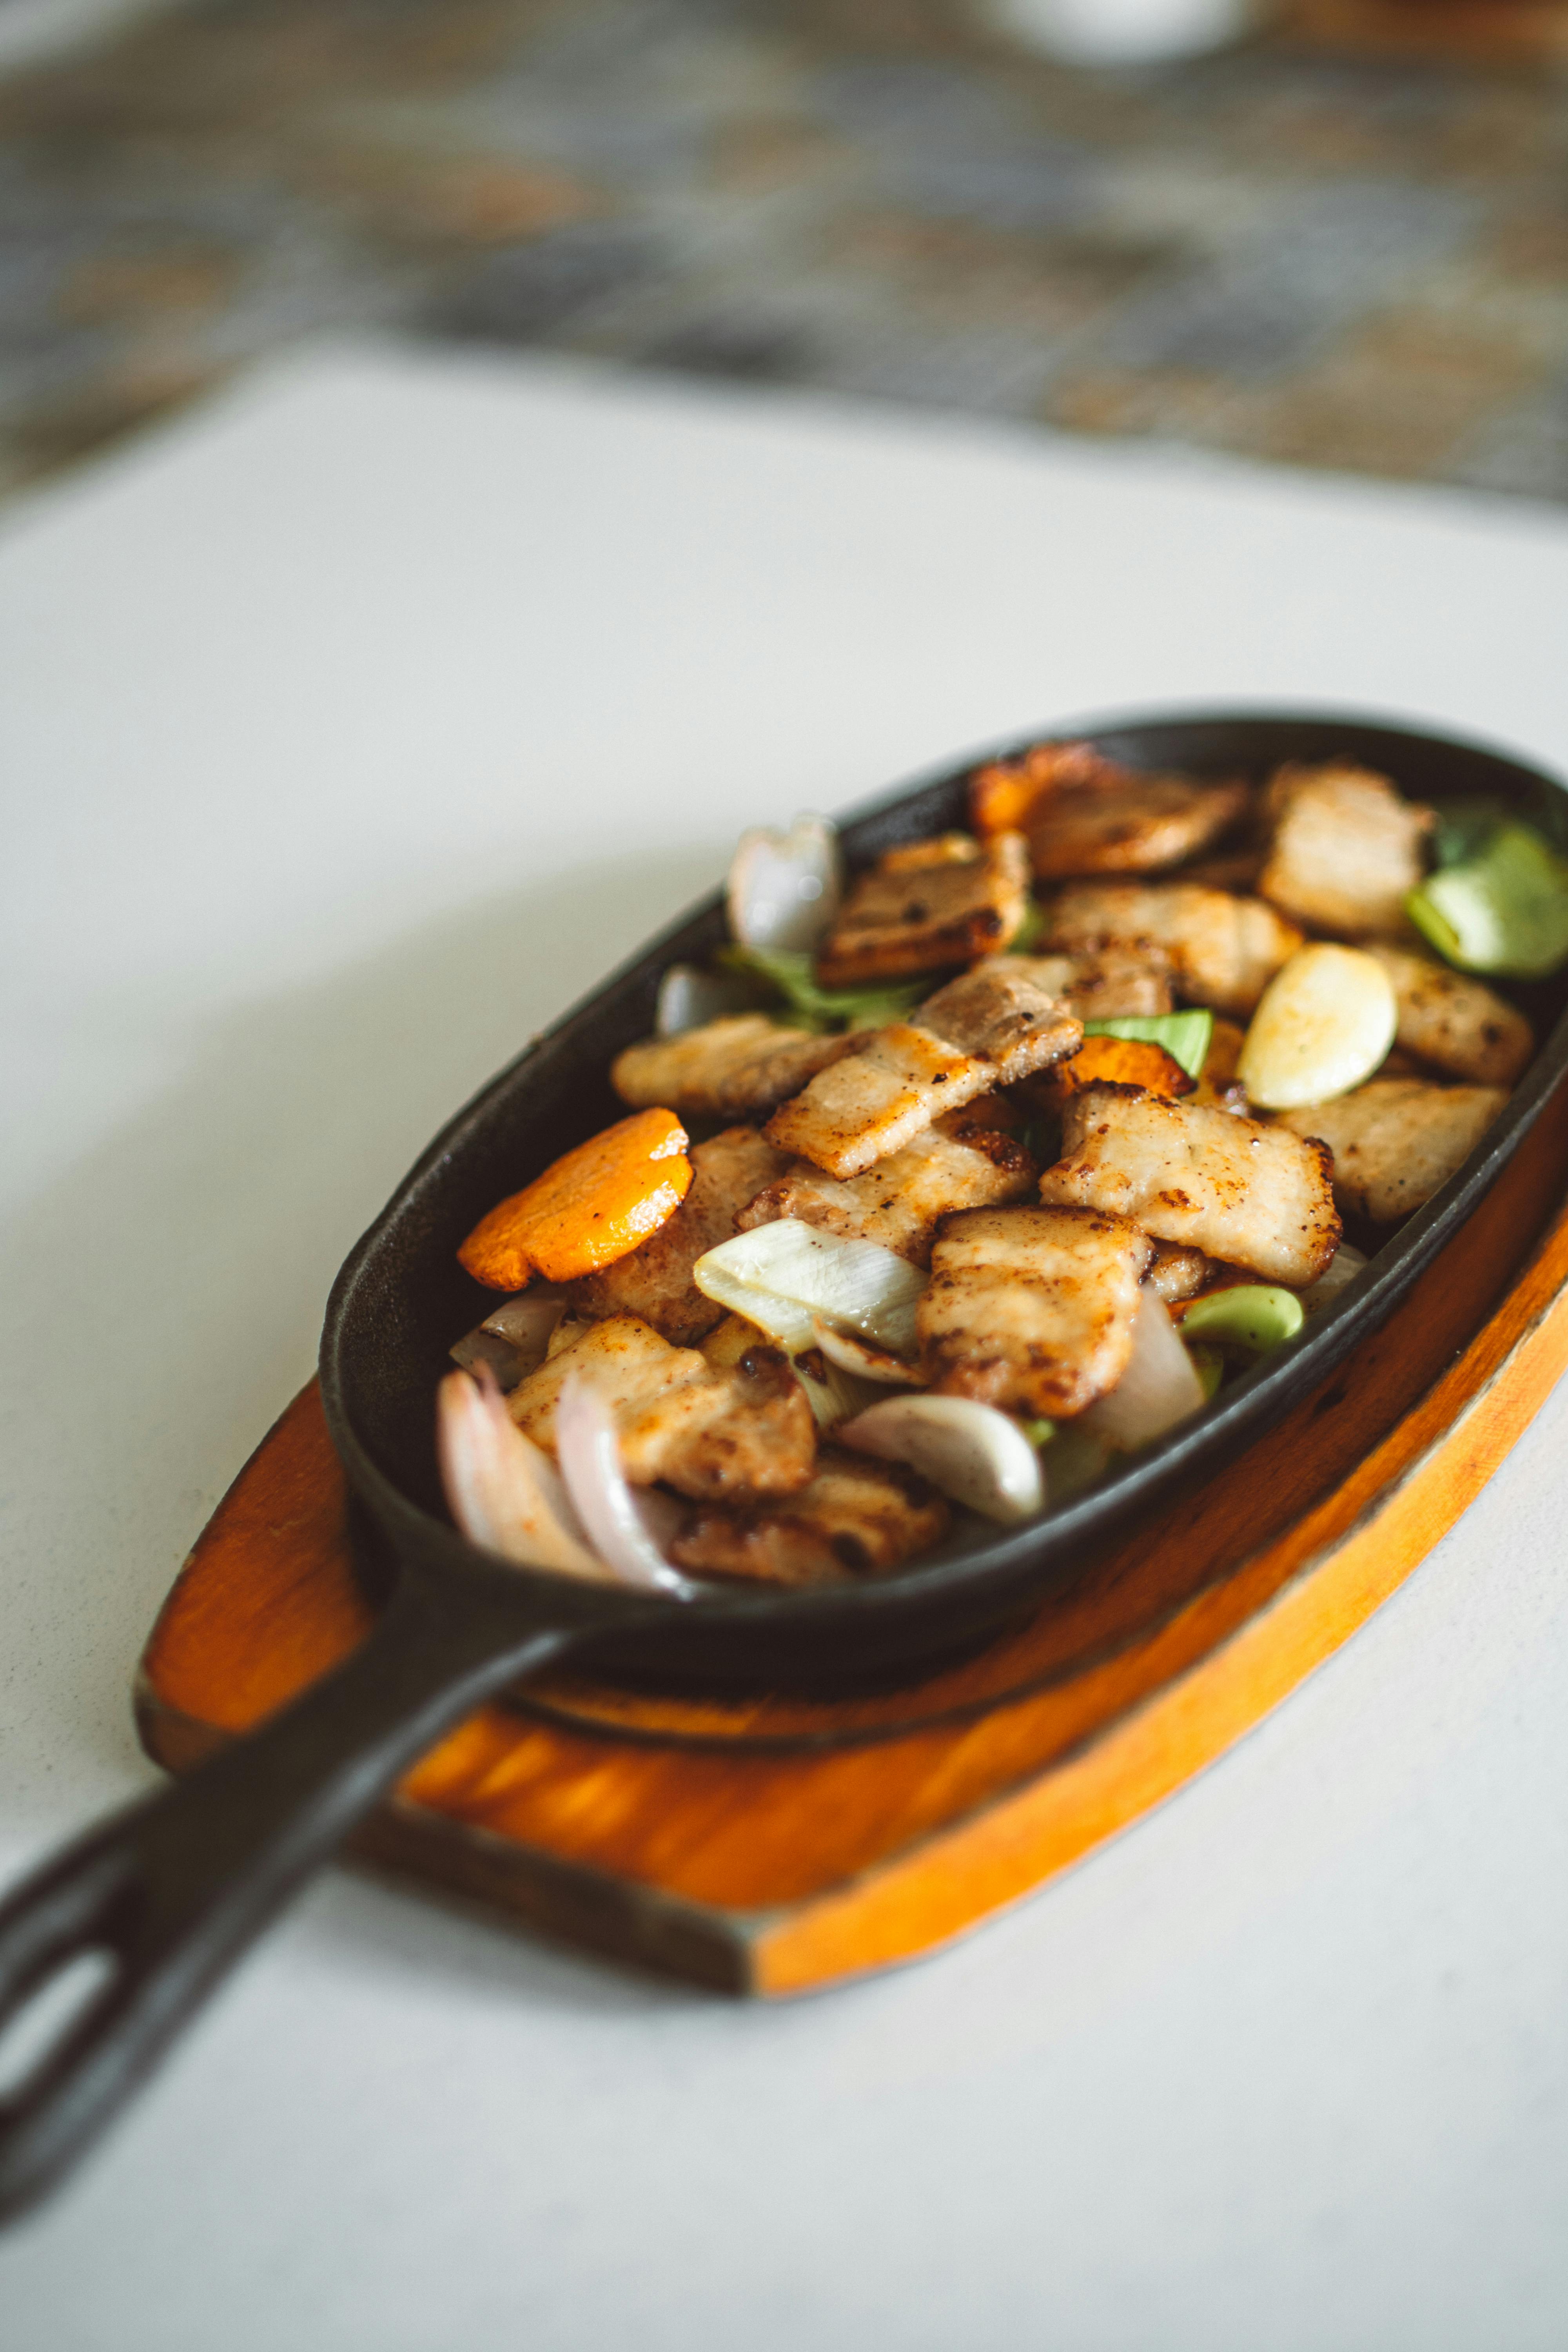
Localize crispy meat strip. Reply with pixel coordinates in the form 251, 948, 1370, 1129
970, 739, 1249, 879
995, 947, 1173, 1019
763, 967, 1081, 1179
1277, 1079, 1507, 1224
1258, 762, 1432, 938
815, 831, 1030, 986
1045, 882, 1302, 1015
918, 1203, 1154, 1417
570, 1125, 792, 1345
612, 1014, 858, 1120
507, 1313, 815, 1502
1364, 946, 1533, 1087
735, 1115, 1037, 1267
1040, 1082, 1341, 1287
669, 1447, 949, 1585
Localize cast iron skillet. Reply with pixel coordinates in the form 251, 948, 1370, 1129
3, 709, 1566, 2218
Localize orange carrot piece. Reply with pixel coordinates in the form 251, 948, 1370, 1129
459, 1108, 693, 1291
1047, 1035, 1194, 1101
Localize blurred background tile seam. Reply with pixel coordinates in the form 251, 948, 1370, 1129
0, 0, 1564, 510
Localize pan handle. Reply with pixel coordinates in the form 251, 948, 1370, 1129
0, 1568, 595, 2220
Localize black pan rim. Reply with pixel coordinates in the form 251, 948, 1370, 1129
320, 702, 1568, 1660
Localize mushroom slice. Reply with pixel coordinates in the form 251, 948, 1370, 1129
1040, 1082, 1340, 1288
840, 1396, 1044, 1523
814, 831, 1030, 986
918, 1203, 1154, 1418
570, 1125, 794, 1345
1364, 944, 1533, 1087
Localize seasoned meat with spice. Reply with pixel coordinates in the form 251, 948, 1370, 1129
1365, 946, 1533, 1087
970, 739, 1249, 878
993, 947, 1173, 1018
508, 1313, 815, 1501
1278, 1078, 1507, 1223
765, 969, 1081, 1179
814, 831, 1030, 985
1045, 882, 1302, 1015
669, 1447, 949, 1584
570, 1126, 793, 1344
1144, 1241, 1217, 1304
918, 1203, 1154, 1417
612, 1014, 858, 1120
735, 1117, 1036, 1266
1040, 1082, 1340, 1287
1259, 762, 1431, 938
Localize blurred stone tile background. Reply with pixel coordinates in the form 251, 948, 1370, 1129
0, 0, 1565, 505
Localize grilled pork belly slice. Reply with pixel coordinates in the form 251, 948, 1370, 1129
1145, 1241, 1217, 1304
612, 1015, 858, 1119
669, 1447, 950, 1584
1278, 1079, 1508, 1224
919, 1203, 1154, 1417
764, 968, 1081, 1179
1259, 762, 1431, 938
1364, 946, 1533, 1087
970, 740, 1249, 878
814, 831, 1030, 986
992, 947, 1173, 1018
1040, 1082, 1341, 1287
1045, 883, 1303, 1016
570, 1126, 793, 1345
508, 1313, 815, 1501
735, 1118, 1036, 1267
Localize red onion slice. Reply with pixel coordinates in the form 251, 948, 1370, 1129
554, 1376, 696, 1599
436, 1365, 603, 1577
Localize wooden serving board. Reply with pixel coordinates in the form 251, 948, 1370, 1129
137, 1083, 1568, 1995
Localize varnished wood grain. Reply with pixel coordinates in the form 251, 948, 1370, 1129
137, 1086, 1568, 1990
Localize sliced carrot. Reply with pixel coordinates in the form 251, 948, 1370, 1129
1046, 1035, 1195, 1101
459, 1108, 692, 1291
969, 740, 1119, 838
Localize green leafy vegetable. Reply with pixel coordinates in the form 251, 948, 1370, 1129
1018, 1416, 1056, 1450
1180, 1285, 1305, 1354
718, 945, 927, 1033
1006, 900, 1049, 953
1406, 821, 1568, 980
1082, 1008, 1215, 1081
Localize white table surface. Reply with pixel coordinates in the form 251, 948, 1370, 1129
3, 345, 1568, 2350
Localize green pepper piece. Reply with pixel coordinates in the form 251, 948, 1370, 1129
1406, 821, 1568, 981
1018, 1416, 1056, 1449
1082, 1008, 1215, 1081
1184, 1341, 1225, 1399
1180, 1285, 1305, 1354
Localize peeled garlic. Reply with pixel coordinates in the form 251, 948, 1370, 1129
726, 815, 843, 953
840, 1396, 1044, 1523
1238, 943, 1396, 1111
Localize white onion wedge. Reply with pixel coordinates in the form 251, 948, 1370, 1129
840, 1396, 1045, 1523
1238, 944, 1397, 1111
450, 1290, 568, 1388
793, 1352, 884, 1431
810, 1318, 922, 1386
1080, 1294, 1205, 1452
1298, 1242, 1369, 1315
655, 962, 757, 1037
726, 815, 843, 953
436, 1365, 603, 1577
694, 1219, 925, 1356
553, 1376, 696, 1599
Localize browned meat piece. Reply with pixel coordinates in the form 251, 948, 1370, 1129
814, 831, 1030, 985
918, 1203, 1154, 1417
735, 1119, 1037, 1267
1259, 762, 1432, 938
1278, 1078, 1507, 1223
1176, 848, 1267, 894
1145, 1241, 1216, 1304
764, 971, 1081, 1179
1040, 1083, 1340, 1286
1364, 946, 1533, 1087
612, 1014, 858, 1119
991, 947, 1173, 1018
508, 1313, 815, 1501
670, 1447, 949, 1584
970, 739, 1249, 878
570, 1126, 793, 1345
1046, 882, 1302, 1015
